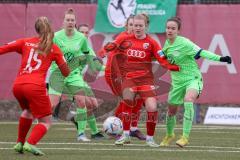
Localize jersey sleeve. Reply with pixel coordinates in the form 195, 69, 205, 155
199, 50, 221, 61
0, 39, 24, 55
81, 37, 90, 54
184, 38, 221, 61
98, 34, 129, 58
52, 45, 70, 77
151, 39, 180, 71
52, 45, 67, 66
184, 38, 202, 58
114, 34, 129, 45
87, 47, 105, 71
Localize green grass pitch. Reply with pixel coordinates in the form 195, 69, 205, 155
0, 122, 240, 160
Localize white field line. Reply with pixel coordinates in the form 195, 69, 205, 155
1, 122, 240, 131
0, 122, 239, 129
0, 147, 240, 153
1, 141, 240, 150
56, 127, 240, 131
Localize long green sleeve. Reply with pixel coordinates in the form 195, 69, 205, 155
86, 48, 105, 72
200, 50, 221, 61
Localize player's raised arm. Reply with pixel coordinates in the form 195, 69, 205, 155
195, 49, 232, 64
0, 39, 24, 55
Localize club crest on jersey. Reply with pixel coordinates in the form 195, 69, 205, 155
172, 50, 180, 56
143, 43, 149, 49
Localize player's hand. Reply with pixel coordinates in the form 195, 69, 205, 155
98, 48, 107, 58
168, 64, 180, 71
220, 56, 232, 64
104, 42, 117, 51
98, 42, 117, 58
118, 40, 132, 51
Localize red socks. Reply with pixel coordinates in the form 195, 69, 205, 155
17, 117, 33, 143
146, 111, 158, 136
115, 99, 143, 128
122, 103, 132, 131
27, 123, 47, 145
115, 101, 124, 119
131, 99, 143, 127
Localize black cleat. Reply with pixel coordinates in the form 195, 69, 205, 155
130, 130, 146, 140
70, 117, 78, 130
91, 132, 105, 140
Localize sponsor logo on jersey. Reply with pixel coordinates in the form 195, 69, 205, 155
25, 42, 38, 47
143, 43, 149, 49
127, 49, 146, 58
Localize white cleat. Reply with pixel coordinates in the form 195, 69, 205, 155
77, 133, 91, 142
146, 138, 159, 148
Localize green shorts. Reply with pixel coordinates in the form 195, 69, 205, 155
168, 78, 203, 105
48, 72, 94, 97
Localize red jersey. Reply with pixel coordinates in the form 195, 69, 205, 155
0, 37, 67, 86
115, 34, 171, 79
116, 31, 129, 39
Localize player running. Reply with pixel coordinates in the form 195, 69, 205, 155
103, 13, 179, 147
159, 17, 232, 148
104, 15, 146, 140
0, 17, 70, 156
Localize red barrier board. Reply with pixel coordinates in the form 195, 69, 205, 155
0, 4, 239, 104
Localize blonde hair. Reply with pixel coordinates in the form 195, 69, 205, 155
64, 8, 75, 18
77, 23, 89, 30
134, 13, 150, 26
35, 16, 54, 54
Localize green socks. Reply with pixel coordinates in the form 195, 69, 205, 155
76, 108, 87, 135
87, 115, 99, 135
183, 102, 194, 138
75, 108, 99, 135
166, 115, 176, 136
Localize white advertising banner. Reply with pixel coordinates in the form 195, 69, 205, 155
204, 107, 240, 125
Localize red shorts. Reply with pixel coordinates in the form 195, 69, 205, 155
121, 77, 156, 98
13, 83, 52, 118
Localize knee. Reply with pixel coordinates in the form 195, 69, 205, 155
86, 105, 94, 116
145, 98, 157, 112
167, 106, 178, 116
76, 99, 85, 107
38, 115, 52, 129
184, 96, 195, 102
123, 99, 135, 107
21, 109, 34, 119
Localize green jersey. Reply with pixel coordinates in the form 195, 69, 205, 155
163, 36, 220, 85
51, 29, 89, 76
76, 45, 105, 76
87, 47, 105, 72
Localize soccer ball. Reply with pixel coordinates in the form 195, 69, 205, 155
103, 116, 123, 135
